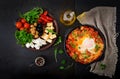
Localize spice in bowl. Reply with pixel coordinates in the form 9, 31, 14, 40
35, 57, 45, 67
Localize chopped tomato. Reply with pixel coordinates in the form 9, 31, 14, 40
16, 21, 22, 29
24, 23, 30, 29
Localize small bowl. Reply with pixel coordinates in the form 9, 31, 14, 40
35, 57, 45, 67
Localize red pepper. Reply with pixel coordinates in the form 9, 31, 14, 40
41, 15, 53, 21
40, 16, 51, 23
38, 19, 43, 23
46, 16, 53, 21
43, 11, 48, 15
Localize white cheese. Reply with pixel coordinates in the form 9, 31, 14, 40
26, 43, 30, 48
47, 22, 53, 27
46, 39, 52, 43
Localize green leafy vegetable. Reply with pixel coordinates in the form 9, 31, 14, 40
47, 29, 56, 34
70, 42, 76, 48
95, 44, 100, 52
72, 31, 77, 39
61, 59, 66, 64
54, 36, 62, 46
58, 49, 64, 54
72, 54, 77, 60
15, 30, 33, 46
83, 55, 89, 59
59, 66, 65, 70
20, 7, 43, 24
54, 47, 58, 62
100, 63, 106, 70
59, 63, 74, 70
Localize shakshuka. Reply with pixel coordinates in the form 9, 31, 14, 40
65, 25, 104, 64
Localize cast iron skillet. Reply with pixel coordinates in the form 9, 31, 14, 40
64, 25, 106, 65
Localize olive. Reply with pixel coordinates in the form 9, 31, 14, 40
36, 24, 42, 28
36, 24, 43, 36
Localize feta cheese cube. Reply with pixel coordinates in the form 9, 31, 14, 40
46, 39, 52, 43
47, 22, 53, 27
26, 43, 30, 48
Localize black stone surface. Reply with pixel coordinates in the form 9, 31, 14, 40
0, 0, 119, 79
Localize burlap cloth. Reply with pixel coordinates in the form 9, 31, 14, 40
77, 7, 118, 78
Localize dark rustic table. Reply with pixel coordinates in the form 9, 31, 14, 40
0, 0, 119, 79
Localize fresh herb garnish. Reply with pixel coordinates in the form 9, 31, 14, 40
58, 49, 64, 54
47, 29, 56, 34
70, 42, 76, 48
95, 44, 100, 52
72, 31, 78, 39
59, 66, 65, 70
100, 63, 106, 70
61, 59, 66, 64
20, 7, 43, 24
78, 46, 81, 49
54, 36, 62, 46
15, 30, 33, 46
72, 54, 77, 60
59, 63, 74, 70
83, 55, 89, 59
54, 47, 58, 62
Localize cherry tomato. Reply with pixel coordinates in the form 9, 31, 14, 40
21, 18, 26, 23
20, 27, 24, 30
16, 21, 22, 29
24, 23, 30, 29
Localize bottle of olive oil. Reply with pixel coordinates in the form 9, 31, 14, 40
60, 10, 76, 26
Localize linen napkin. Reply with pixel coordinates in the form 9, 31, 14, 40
77, 7, 118, 78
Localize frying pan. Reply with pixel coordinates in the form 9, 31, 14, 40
64, 24, 106, 65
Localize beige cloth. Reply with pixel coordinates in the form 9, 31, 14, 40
77, 7, 118, 78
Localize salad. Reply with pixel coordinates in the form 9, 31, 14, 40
15, 7, 57, 50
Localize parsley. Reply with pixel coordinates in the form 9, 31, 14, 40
72, 54, 77, 60
54, 47, 58, 62
59, 66, 65, 70
70, 42, 76, 48
47, 29, 56, 34
100, 63, 106, 70
95, 44, 100, 52
15, 30, 33, 47
54, 36, 62, 46
58, 49, 64, 54
61, 59, 66, 64
83, 55, 89, 59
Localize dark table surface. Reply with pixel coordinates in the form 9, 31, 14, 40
0, 0, 119, 79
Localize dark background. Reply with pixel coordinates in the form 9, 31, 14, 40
0, 0, 119, 79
